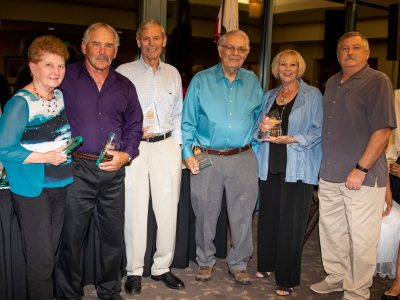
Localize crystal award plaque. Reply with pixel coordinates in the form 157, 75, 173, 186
96, 132, 116, 166
63, 136, 83, 154
193, 147, 213, 170
143, 103, 160, 134
267, 109, 283, 137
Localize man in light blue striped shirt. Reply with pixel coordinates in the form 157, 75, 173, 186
182, 29, 263, 285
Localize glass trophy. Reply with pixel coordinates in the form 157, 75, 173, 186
96, 132, 116, 166
267, 109, 283, 137
143, 103, 160, 134
63, 136, 83, 154
0, 164, 8, 189
193, 147, 213, 170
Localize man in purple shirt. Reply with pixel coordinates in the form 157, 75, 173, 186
57, 23, 143, 300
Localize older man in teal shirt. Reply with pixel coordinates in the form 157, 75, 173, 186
182, 29, 263, 285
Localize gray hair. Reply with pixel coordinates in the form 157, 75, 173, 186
337, 31, 369, 51
136, 19, 166, 41
217, 29, 250, 50
82, 22, 120, 47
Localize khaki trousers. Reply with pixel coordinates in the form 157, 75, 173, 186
318, 179, 385, 300
124, 138, 181, 276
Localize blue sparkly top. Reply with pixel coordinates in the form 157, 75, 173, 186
0, 89, 72, 197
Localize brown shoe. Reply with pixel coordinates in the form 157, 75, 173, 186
196, 266, 212, 282
229, 269, 251, 285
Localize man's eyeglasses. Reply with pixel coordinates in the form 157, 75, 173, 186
221, 45, 249, 55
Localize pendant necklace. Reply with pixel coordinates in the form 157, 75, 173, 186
277, 82, 297, 121
33, 83, 57, 113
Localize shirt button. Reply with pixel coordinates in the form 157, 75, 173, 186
229, 112, 232, 116
333, 100, 336, 103
228, 125, 232, 128
328, 116, 332, 119
99, 112, 102, 115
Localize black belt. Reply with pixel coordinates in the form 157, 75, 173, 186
198, 144, 252, 156
72, 151, 112, 162
141, 131, 171, 143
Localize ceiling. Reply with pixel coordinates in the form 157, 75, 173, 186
0, 0, 397, 38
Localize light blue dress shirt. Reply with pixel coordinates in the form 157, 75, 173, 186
182, 63, 263, 159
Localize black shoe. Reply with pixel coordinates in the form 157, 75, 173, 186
99, 294, 122, 300
124, 275, 142, 295
151, 271, 185, 289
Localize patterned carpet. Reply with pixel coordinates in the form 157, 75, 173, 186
83, 215, 392, 300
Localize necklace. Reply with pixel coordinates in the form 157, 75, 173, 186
32, 83, 57, 113
277, 82, 298, 105
277, 101, 288, 121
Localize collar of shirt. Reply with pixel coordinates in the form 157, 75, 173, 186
138, 56, 165, 74
75, 61, 119, 89
214, 63, 245, 84
336, 63, 369, 84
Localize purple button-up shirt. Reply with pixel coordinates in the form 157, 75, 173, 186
61, 62, 143, 158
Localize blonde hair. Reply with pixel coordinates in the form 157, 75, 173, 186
271, 49, 306, 80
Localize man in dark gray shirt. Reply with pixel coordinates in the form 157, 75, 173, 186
310, 31, 396, 300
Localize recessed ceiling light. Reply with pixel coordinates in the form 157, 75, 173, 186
48, 27, 55, 31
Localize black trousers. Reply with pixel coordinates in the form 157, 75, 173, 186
12, 187, 66, 300
390, 173, 400, 204
257, 173, 313, 288
57, 158, 125, 299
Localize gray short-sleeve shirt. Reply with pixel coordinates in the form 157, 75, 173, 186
320, 64, 396, 187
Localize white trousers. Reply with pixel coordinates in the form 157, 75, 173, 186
318, 179, 386, 300
124, 138, 181, 276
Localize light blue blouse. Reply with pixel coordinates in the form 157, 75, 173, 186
255, 79, 323, 185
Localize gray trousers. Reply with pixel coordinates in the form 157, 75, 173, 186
190, 150, 258, 270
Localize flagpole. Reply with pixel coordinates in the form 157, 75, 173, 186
221, 0, 226, 34
259, 0, 274, 90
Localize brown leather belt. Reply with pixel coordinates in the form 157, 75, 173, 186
200, 144, 251, 156
141, 131, 171, 143
72, 151, 112, 162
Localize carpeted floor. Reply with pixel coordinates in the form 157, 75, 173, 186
83, 215, 392, 299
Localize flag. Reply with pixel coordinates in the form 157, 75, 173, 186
214, 0, 239, 42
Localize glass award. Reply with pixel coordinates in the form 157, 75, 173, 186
143, 103, 161, 134
96, 132, 116, 166
63, 136, 83, 154
193, 147, 213, 170
0, 165, 8, 189
267, 109, 283, 137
